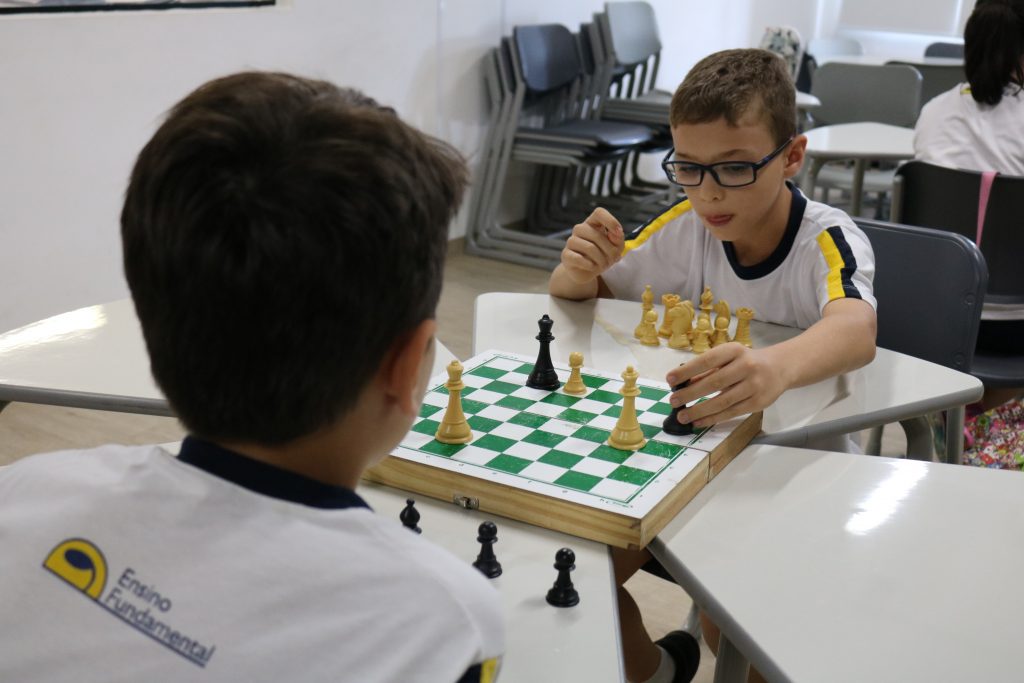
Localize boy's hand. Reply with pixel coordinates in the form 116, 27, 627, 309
665, 343, 786, 428
560, 208, 625, 284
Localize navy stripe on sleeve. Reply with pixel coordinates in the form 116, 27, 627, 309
825, 226, 863, 300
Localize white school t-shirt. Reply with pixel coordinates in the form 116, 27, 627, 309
914, 83, 1024, 176
601, 184, 876, 330
0, 442, 504, 683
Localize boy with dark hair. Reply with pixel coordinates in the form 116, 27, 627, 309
551, 49, 877, 682
0, 72, 503, 682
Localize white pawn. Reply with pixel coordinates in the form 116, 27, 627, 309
564, 352, 586, 395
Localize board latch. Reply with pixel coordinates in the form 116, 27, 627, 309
452, 494, 480, 510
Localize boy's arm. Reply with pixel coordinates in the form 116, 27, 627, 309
549, 208, 625, 301
666, 298, 877, 428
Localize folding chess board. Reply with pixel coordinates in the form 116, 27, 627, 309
365, 350, 761, 549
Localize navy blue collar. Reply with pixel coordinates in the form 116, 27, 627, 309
177, 436, 371, 510
722, 181, 806, 280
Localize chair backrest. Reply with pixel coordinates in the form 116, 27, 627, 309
925, 41, 964, 59
603, 1, 661, 67
887, 62, 964, 106
855, 218, 987, 372
892, 161, 1024, 304
513, 25, 582, 94
807, 36, 864, 61
759, 25, 804, 80
810, 62, 922, 126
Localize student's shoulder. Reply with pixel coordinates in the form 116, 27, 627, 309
794, 198, 874, 260
622, 196, 700, 252
2, 443, 169, 481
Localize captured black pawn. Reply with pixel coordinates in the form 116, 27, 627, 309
472, 521, 502, 578
545, 547, 579, 607
400, 499, 421, 534
663, 380, 694, 436
526, 314, 561, 391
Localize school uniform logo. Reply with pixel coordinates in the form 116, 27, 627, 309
42, 537, 216, 668
43, 538, 108, 599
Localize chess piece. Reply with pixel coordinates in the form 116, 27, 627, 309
400, 499, 422, 533
680, 300, 695, 341
526, 314, 561, 390
699, 285, 714, 316
714, 299, 730, 330
607, 366, 647, 451
634, 285, 654, 339
563, 352, 587, 395
711, 314, 730, 347
663, 380, 694, 436
545, 548, 580, 607
734, 307, 754, 348
658, 294, 681, 337
668, 304, 691, 350
691, 317, 712, 354
472, 521, 502, 579
435, 360, 473, 444
640, 309, 660, 346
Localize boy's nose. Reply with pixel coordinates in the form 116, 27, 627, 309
696, 175, 725, 201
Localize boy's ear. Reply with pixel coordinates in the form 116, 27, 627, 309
782, 134, 808, 179
379, 319, 437, 418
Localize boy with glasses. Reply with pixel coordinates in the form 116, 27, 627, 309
550, 49, 877, 683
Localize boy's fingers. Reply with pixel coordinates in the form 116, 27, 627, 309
566, 235, 611, 270
677, 385, 754, 426
575, 222, 621, 261
690, 396, 759, 429
585, 207, 623, 235
666, 345, 740, 386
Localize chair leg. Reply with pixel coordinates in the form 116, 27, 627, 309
864, 425, 883, 455
900, 416, 934, 460
683, 602, 702, 639
944, 405, 966, 465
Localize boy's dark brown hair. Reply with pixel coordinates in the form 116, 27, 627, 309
669, 48, 796, 146
122, 72, 468, 444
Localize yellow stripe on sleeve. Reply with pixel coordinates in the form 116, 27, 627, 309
480, 658, 499, 683
622, 199, 692, 254
816, 230, 847, 301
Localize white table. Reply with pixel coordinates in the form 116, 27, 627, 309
649, 444, 1024, 683
801, 122, 915, 215
472, 293, 982, 461
0, 299, 458, 416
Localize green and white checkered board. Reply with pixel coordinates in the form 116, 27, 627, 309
394, 350, 747, 518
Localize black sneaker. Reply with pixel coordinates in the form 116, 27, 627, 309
655, 630, 700, 683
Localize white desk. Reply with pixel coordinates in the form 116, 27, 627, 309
0, 299, 457, 416
802, 122, 915, 215
794, 91, 821, 111
649, 444, 1024, 683
362, 482, 623, 681
473, 293, 982, 461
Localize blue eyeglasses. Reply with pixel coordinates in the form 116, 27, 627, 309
661, 136, 795, 188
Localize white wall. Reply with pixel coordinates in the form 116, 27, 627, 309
0, 0, 821, 332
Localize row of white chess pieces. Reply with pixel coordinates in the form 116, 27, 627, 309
634, 284, 753, 354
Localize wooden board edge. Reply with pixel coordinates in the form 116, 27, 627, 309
708, 411, 763, 480
636, 452, 711, 548
363, 457, 645, 549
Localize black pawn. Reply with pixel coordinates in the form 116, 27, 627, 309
545, 547, 580, 607
526, 314, 561, 391
400, 499, 421, 534
663, 380, 694, 436
472, 521, 502, 578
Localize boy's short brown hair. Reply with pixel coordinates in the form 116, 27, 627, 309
669, 48, 796, 146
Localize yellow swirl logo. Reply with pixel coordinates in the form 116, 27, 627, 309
43, 538, 107, 599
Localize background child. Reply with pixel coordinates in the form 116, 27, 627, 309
914, 0, 1024, 413
0, 72, 503, 682
551, 49, 877, 682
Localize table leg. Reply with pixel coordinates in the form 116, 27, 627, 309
801, 158, 825, 201
900, 416, 934, 460
850, 158, 867, 217
713, 635, 750, 683
945, 405, 966, 465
